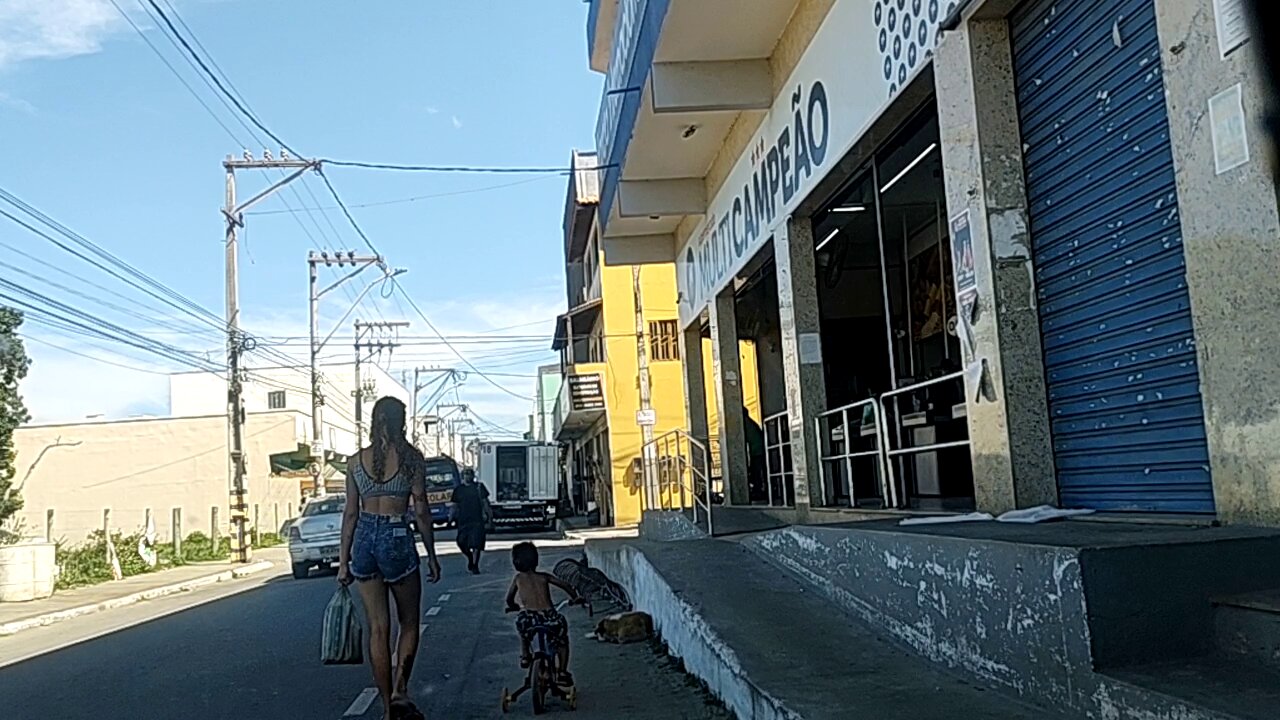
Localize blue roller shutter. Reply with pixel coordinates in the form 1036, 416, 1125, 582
1011, 0, 1214, 512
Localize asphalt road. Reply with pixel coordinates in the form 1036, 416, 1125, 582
0, 531, 729, 720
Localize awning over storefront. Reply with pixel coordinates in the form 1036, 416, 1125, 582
269, 444, 349, 476
551, 298, 604, 351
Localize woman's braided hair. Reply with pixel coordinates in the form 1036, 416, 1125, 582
368, 396, 422, 483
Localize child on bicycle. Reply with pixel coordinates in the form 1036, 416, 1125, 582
505, 542, 580, 684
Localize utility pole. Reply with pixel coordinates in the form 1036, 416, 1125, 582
410, 368, 466, 453
353, 320, 410, 447
411, 367, 421, 446
223, 151, 315, 563
307, 251, 391, 497
632, 265, 658, 507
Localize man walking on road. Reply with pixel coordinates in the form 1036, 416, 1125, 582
451, 468, 491, 574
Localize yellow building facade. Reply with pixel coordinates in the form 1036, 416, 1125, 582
553, 152, 759, 527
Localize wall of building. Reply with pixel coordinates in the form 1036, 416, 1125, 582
1152, 0, 1280, 524
13, 411, 302, 544
599, 260, 688, 526
931, 0, 1280, 522
683, 0, 839, 254
169, 362, 409, 456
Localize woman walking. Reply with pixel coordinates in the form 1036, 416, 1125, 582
338, 397, 442, 719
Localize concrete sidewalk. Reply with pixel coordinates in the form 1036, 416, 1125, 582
0, 546, 284, 637
556, 516, 638, 541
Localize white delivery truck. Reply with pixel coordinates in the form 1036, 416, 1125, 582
476, 440, 561, 530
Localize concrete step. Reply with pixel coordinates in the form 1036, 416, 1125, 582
587, 536, 1071, 719
1107, 657, 1280, 720
1214, 589, 1280, 672
738, 521, 1280, 720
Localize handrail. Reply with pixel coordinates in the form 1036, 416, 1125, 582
879, 371, 970, 507
815, 397, 890, 507
641, 428, 713, 536
880, 370, 967, 401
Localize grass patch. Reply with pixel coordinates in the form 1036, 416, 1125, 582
53, 526, 282, 591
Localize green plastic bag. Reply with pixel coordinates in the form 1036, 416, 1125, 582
321, 585, 364, 665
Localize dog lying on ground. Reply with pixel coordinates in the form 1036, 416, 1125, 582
593, 611, 653, 644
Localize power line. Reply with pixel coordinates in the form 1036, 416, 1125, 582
2, 284, 223, 373
21, 333, 176, 376
0, 201, 224, 334
144, 0, 300, 157
0, 187, 316, 374
109, 0, 243, 142
127, 0, 377, 327
390, 280, 534, 401
319, 159, 615, 174
314, 167, 381, 257
0, 236, 216, 338
244, 176, 555, 215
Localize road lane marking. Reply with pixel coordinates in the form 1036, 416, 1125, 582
425, 606, 441, 617
438, 593, 451, 602
420, 622, 428, 634
343, 688, 378, 717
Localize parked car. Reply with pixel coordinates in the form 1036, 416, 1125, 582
287, 494, 344, 580
422, 455, 463, 527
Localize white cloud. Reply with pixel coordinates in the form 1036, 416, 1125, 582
425, 106, 440, 115
0, 0, 123, 69
451, 115, 463, 130
0, 91, 36, 114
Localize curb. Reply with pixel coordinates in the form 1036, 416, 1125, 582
0, 560, 275, 638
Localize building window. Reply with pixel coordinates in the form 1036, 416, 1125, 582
648, 320, 680, 362
267, 390, 286, 409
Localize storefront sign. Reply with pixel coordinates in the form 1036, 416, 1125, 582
596, 0, 643, 170
677, 0, 947, 327
595, 0, 669, 225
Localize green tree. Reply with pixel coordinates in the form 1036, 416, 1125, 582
0, 306, 31, 528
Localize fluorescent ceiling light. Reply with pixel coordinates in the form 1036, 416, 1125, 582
880, 142, 938, 194
831, 205, 866, 213
814, 227, 840, 253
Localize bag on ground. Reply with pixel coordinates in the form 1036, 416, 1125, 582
321, 585, 364, 665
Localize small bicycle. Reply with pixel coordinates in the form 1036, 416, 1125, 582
501, 597, 588, 714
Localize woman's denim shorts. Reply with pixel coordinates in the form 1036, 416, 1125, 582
350, 512, 420, 583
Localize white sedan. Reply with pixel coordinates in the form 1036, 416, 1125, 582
287, 495, 345, 579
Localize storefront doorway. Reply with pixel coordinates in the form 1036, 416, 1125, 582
812, 104, 974, 511
1012, 0, 1213, 513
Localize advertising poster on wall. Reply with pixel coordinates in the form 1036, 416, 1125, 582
950, 209, 976, 294
949, 210, 979, 364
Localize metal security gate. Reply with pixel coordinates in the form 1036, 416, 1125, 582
1011, 0, 1213, 512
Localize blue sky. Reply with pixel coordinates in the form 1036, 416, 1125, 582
0, 0, 600, 430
